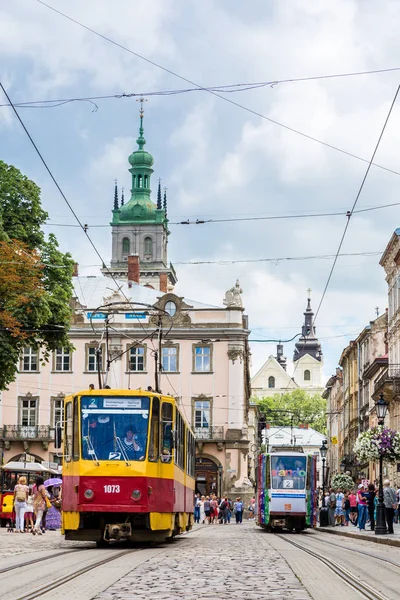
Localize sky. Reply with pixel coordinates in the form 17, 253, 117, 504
1, 0, 400, 384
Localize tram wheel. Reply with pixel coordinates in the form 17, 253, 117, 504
96, 538, 109, 547
295, 528, 301, 534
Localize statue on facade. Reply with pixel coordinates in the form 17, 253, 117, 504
223, 280, 243, 308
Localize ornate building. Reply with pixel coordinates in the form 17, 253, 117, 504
1, 111, 254, 501
251, 295, 324, 397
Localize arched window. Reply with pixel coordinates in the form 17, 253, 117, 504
304, 369, 311, 381
122, 237, 130, 255
144, 236, 153, 257
138, 175, 143, 188
144, 175, 148, 188
268, 376, 275, 388
133, 175, 136, 187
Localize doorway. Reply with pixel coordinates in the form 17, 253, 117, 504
195, 457, 220, 496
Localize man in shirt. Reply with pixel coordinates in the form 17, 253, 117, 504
335, 489, 344, 526
328, 488, 336, 526
383, 479, 397, 534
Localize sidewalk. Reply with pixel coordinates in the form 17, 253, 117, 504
317, 521, 400, 547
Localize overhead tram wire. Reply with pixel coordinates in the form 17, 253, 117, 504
279, 84, 400, 397
36, 0, 400, 179
2, 65, 400, 108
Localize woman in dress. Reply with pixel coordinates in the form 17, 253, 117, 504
45, 486, 62, 530
32, 476, 47, 535
199, 495, 206, 524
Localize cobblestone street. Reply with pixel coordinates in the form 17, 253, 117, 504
95, 523, 311, 600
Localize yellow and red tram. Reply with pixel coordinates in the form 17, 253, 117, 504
60, 389, 195, 543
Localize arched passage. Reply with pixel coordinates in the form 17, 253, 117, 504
195, 455, 222, 497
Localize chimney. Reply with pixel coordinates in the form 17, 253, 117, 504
72, 262, 79, 277
128, 254, 140, 287
159, 273, 168, 293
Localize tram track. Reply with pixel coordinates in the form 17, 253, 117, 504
275, 534, 389, 600
0, 547, 86, 575
15, 548, 136, 600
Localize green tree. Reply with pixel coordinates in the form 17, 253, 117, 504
256, 389, 327, 434
0, 161, 74, 390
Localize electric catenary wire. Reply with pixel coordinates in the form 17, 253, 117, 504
35, 0, 400, 179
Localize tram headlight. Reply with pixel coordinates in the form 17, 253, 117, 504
131, 489, 142, 501
84, 489, 95, 500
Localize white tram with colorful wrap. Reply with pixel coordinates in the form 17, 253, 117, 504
257, 450, 317, 532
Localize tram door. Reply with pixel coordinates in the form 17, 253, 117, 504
195, 458, 219, 496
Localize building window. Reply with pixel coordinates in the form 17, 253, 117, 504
144, 236, 153, 257
138, 175, 143, 188
54, 348, 71, 372
86, 345, 103, 372
165, 301, 176, 317
128, 346, 145, 372
162, 345, 178, 372
19, 396, 38, 426
268, 376, 275, 388
122, 237, 130, 255
144, 175, 148, 188
21, 347, 39, 372
195, 400, 210, 428
304, 370, 311, 381
52, 397, 64, 428
194, 345, 211, 372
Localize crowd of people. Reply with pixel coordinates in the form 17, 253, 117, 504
193, 493, 256, 524
12, 475, 62, 534
322, 479, 400, 534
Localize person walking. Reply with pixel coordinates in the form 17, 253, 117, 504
218, 497, 228, 524
343, 492, 351, 526
210, 495, 219, 524
199, 495, 205, 524
367, 483, 376, 531
383, 479, 397, 534
348, 489, 358, 525
194, 494, 201, 524
328, 488, 336, 526
357, 484, 368, 531
203, 496, 211, 524
45, 486, 62, 530
335, 489, 344, 526
13, 476, 28, 533
234, 497, 244, 524
32, 476, 47, 535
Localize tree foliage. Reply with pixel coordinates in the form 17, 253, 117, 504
0, 161, 74, 390
256, 389, 327, 434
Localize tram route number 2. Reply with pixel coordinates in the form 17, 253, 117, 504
103, 485, 121, 493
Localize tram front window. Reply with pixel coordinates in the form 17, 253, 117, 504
270, 456, 307, 490
81, 396, 150, 461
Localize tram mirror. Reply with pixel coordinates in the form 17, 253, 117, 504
54, 422, 63, 449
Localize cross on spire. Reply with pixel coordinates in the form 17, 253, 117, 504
307, 287, 312, 298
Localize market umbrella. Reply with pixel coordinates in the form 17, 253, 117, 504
44, 477, 62, 488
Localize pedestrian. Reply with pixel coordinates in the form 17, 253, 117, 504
218, 497, 228, 524
328, 488, 336, 526
383, 479, 397, 534
199, 495, 205, 523
343, 492, 350, 526
203, 496, 211, 524
24, 488, 34, 532
13, 476, 29, 533
348, 489, 358, 525
45, 486, 62, 530
32, 476, 47, 535
210, 495, 219, 524
367, 483, 376, 531
248, 497, 256, 520
194, 493, 201, 524
357, 484, 368, 531
226, 498, 233, 523
234, 497, 244, 524
335, 489, 344, 526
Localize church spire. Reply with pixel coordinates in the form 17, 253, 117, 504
163, 187, 167, 218
121, 186, 124, 206
157, 179, 162, 210
293, 291, 322, 362
113, 179, 119, 210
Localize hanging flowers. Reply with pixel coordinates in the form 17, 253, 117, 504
331, 473, 354, 491
354, 426, 400, 464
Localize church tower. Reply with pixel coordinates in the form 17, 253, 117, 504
293, 293, 324, 391
104, 106, 177, 291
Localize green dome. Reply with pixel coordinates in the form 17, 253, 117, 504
128, 149, 154, 167
118, 199, 157, 222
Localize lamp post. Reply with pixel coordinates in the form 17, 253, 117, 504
319, 440, 329, 526
375, 393, 389, 536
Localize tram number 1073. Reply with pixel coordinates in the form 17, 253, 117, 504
103, 485, 121, 493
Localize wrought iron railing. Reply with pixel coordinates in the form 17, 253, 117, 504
194, 426, 224, 440
0, 425, 52, 441
388, 364, 400, 378
374, 367, 388, 392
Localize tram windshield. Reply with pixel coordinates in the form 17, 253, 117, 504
80, 396, 150, 461
270, 455, 307, 490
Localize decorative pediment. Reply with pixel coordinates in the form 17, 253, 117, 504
149, 293, 192, 327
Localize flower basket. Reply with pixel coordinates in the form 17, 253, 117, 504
354, 426, 400, 464
331, 473, 354, 491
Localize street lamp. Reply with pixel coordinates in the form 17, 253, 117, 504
319, 440, 329, 527
375, 393, 389, 536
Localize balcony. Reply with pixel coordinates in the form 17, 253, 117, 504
0, 425, 52, 442
194, 426, 224, 441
